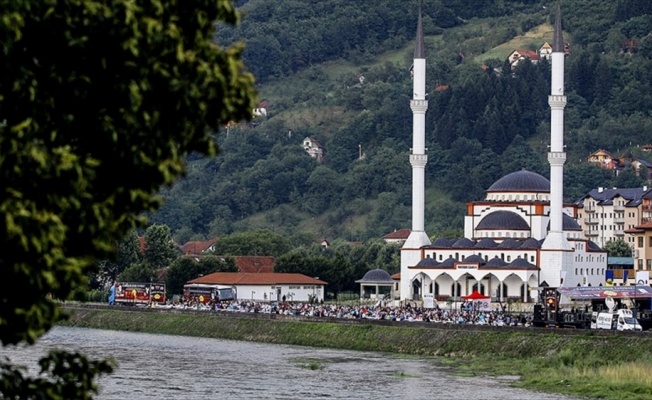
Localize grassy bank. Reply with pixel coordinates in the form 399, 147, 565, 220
61, 306, 652, 400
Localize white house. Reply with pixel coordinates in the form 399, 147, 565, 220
188, 272, 327, 302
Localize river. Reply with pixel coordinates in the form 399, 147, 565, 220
0, 326, 581, 400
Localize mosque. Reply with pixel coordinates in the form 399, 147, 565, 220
399, 6, 607, 304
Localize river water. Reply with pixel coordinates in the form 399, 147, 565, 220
0, 326, 581, 400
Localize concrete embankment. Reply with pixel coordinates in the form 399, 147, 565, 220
59, 304, 652, 361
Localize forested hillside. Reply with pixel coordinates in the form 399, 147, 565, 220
149, 0, 652, 244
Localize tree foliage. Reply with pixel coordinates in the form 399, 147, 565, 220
604, 239, 633, 257
143, 224, 179, 270
0, 0, 255, 397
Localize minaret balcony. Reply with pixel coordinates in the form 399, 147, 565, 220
409, 154, 428, 167
548, 95, 567, 108
410, 100, 428, 113
547, 152, 566, 165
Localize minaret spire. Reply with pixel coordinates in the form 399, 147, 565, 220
552, 3, 564, 53
414, 7, 425, 59
541, 3, 571, 287
403, 5, 431, 249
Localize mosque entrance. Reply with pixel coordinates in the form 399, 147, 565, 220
412, 279, 421, 300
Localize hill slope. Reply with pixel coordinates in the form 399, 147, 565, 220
150, 0, 652, 244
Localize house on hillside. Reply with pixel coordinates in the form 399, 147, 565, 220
382, 228, 411, 245
253, 100, 270, 118
588, 149, 618, 170
629, 159, 652, 180
303, 136, 324, 162
539, 42, 553, 60
507, 49, 539, 69
179, 238, 218, 259
188, 272, 327, 302
621, 39, 638, 55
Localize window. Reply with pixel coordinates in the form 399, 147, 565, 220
639, 259, 644, 268
649, 236, 652, 247
639, 237, 644, 247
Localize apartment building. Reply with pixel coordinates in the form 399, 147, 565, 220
576, 186, 652, 273
625, 190, 652, 272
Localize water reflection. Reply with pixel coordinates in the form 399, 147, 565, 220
1, 327, 581, 400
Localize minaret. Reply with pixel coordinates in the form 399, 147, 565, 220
540, 4, 572, 287
400, 8, 430, 302
403, 9, 431, 249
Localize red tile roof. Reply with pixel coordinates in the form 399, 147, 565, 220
391, 273, 401, 280
383, 228, 411, 240
188, 272, 327, 285
179, 238, 218, 256
234, 256, 275, 273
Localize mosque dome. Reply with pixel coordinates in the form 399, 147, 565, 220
487, 170, 550, 193
520, 238, 541, 249
476, 211, 530, 230
497, 238, 521, 249
485, 256, 509, 268
429, 237, 453, 248
546, 214, 582, 231
451, 238, 476, 248
475, 238, 498, 248
507, 257, 537, 269
415, 256, 439, 268
358, 268, 393, 282
462, 254, 486, 265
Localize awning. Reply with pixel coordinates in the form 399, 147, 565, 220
557, 286, 652, 300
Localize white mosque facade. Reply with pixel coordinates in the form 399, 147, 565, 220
399, 6, 607, 303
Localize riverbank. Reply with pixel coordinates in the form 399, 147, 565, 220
60, 305, 652, 400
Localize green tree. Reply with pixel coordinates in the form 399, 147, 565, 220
0, 0, 255, 397
144, 224, 179, 270
212, 229, 292, 257
117, 263, 156, 283
604, 239, 633, 257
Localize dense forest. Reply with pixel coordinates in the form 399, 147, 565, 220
148, 0, 652, 245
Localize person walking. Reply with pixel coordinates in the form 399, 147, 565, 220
108, 282, 117, 305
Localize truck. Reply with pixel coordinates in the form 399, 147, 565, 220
590, 297, 642, 331
532, 287, 591, 329
114, 282, 166, 306
183, 284, 237, 303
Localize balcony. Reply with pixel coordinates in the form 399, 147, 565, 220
585, 218, 599, 225
614, 230, 625, 236
643, 205, 652, 211
614, 218, 625, 224
584, 208, 596, 213
614, 204, 625, 212
584, 230, 598, 237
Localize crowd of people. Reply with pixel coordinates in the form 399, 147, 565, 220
159, 297, 534, 327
